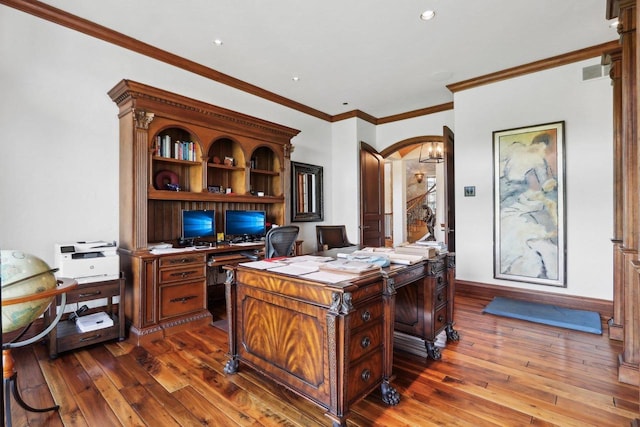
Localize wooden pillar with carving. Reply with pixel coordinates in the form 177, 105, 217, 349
604, 46, 624, 341
614, 0, 640, 386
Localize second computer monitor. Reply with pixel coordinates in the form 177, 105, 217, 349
225, 210, 266, 241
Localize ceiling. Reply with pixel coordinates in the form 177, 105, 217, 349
40, 0, 619, 119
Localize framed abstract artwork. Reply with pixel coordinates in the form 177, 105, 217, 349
493, 121, 566, 287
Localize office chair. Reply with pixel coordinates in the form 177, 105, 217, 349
265, 225, 300, 258
316, 225, 356, 252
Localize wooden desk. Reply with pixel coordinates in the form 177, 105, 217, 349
120, 243, 264, 345
224, 264, 400, 427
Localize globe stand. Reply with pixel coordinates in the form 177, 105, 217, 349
4, 347, 59, 417
2, 278, 77, 427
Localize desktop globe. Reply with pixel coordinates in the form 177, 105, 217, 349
1, 250, 59, 333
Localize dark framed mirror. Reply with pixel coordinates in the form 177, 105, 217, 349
291, 161, 323, 222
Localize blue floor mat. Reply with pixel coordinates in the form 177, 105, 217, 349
482, 296, 602, 335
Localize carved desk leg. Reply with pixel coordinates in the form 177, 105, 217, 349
425, 341, 442, 360
224, 268, 239, 374
381, 380, 400, 406
381, 274, 400, 406
446, 323, 460, 342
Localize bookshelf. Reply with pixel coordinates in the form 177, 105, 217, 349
109, 79, 300, 344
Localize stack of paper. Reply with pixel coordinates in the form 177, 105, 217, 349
320, 259, 381, 275
394, 244, 436, 258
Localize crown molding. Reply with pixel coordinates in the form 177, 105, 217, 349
0, 0, 332, 122
447, 41, 620, 94
1, 0, 619, 125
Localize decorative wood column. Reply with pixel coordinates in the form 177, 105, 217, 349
616, 0, 640, 386
603, 47, 624, 341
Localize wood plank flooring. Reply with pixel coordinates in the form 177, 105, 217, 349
7, 295, 639, 426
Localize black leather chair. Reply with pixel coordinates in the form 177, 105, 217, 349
315, 225, 355, 252
265, 225, 300, 258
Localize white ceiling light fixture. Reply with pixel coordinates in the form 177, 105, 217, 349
292, 76, 300, 82
213, 39, 223, 46
420, 10, 436, 21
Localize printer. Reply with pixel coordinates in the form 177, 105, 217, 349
54, 240, 120, 284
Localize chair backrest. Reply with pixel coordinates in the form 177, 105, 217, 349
316, 225, 355, 252
265, 225, 300, 258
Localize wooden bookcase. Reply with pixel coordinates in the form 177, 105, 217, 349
108, 80, 299, 344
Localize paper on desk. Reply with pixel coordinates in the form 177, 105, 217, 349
239, 260, 287, 269
303, 270, 355, 284
268, 263, 319, 276
286, 255, 334, 263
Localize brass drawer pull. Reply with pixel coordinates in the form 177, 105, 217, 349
437, 294, 444, 302
361, 311, 371, 322
361, 369, 371, 382
167, 257, 197, 265
78, 291, 102, 298
361, 336, 371, 349
437, 315, 444, 322
79, 334, 102, 342
170, 271, 196, 278
170, 295, 197, 304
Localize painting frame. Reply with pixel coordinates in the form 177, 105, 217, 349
493, 121, 566, 287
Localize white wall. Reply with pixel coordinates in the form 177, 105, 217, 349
0, 9, 615, 301
453, 59, 613, 299
0, 8, 331, 265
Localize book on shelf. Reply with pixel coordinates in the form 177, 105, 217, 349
155, 135, 196, 161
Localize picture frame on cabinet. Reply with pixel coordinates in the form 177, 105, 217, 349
493, 121, 566, 287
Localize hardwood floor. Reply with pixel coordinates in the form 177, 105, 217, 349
7, 295, 639, 426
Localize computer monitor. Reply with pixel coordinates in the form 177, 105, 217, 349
224, 210, 266, 241
181, 209, 216, 241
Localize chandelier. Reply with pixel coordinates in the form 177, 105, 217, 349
418, 140, 444, 163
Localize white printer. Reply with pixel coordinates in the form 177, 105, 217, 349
54, 240, 120, 284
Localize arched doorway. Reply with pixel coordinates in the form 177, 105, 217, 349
371, 126, 454, 250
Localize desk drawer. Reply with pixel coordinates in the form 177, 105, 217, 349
430, 304, 448, 336
63, 281, 120, 304
349, 321, 382, 361
159, 264, 206, 284
159, 281, 205, 319
159, 253, 206, 268
347, 350, 383, 403
433, 284, 448, 309
351, 300, 383, 330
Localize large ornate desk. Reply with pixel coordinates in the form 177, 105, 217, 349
223, 252, 458, 426
223, 263, 400, 427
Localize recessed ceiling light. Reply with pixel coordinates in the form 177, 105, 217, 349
420, 10, 436, 21
292, 76, 300, 82
213, 39, 223, 46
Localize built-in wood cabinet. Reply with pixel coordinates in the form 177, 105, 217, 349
108, 80, 299, 344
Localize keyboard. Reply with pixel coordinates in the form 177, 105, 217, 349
231, 241, 264, 247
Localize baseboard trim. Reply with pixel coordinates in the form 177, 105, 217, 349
455, 280, 613, 320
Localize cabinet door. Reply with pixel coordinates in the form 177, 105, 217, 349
394, 279, 425, 336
